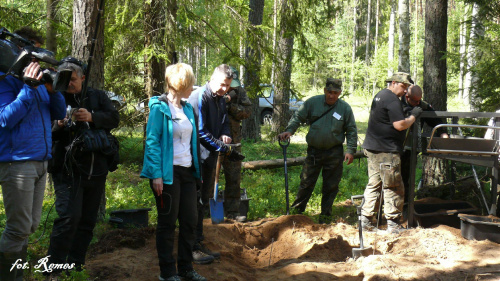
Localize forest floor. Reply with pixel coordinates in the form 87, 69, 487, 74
84, 204, 500, 281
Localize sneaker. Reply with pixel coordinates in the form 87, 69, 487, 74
361, 215, 376, 232
387, 219, 406, 234
235, 215, 247, 223
179, 270, 207, 281
197, 242, 221, 259
192, 250, 214, 264
159, 275, 182, 281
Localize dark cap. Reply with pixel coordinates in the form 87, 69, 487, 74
325, 78, 342, 91
385, 72, 414, 85
229, 66, 241, 87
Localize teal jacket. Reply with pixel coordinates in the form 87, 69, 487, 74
140, 96, 201, 184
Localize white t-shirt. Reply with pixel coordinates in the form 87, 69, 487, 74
169, 103, 193, 167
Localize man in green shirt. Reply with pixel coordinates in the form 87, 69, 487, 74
278, 78, 358, 221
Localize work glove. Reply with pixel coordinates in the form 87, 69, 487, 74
410, 106, 423, 118
225, 144, 245, 162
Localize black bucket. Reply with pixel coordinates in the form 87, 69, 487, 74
221, 188, 252, 217
109, 208, 152, 229
459, 214, 500, 243
413, 200, 477, 228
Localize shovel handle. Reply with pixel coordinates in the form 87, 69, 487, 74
214, 152, 223, 200
279, 138, 290, 148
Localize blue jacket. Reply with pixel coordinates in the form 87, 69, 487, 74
0, 73, 66, 162
187, 82, 231, 153
140, 96, 201, 184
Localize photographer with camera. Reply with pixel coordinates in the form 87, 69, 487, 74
44, 58, 119, 277
0, 27, 66, 281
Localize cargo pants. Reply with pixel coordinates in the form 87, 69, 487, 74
361, 149, 404, 221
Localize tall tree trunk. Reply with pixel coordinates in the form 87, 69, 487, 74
271, 0, 277, 84
423, 0, 448, 187
398, 0, 410, 73
412, 0, 418, 83
349, 0, 358, 93
46, 0, 60, 54
372, 0, 380, 96
242, 0, 264, 141
271, 0, 294, 133
144, 0, 167, 100
73, 0, 105, 90
365, 0, 371, 64
458, 13, 467, 100
388, 0, 396, 76
73, 0, 105, 218
463, 3, 483, 111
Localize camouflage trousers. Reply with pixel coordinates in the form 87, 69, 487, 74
361, 149, 404, 220
291, 145, 344, 216
222, 145, 242, 215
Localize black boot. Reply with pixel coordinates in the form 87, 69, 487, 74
15, 246, 27, 281
0, 251, 22, 281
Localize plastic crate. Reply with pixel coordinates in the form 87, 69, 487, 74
458, 214, 500, 243
413, 201, 477, 228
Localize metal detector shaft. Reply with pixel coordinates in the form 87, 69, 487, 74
279, 138, 290, 215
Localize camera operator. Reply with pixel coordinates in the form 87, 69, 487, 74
0, 28, 66, 281
44, 58, 119, 276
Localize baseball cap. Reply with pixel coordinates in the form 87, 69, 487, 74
229, 66, 241, 87
325, 78, 342, 91
385, 72, 414, 85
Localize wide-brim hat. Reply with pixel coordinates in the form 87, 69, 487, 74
385, 72, 414, 85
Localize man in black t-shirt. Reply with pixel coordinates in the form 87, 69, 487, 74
361, 72, 422, 234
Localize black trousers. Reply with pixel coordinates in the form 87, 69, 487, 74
195, 152, 217, 247
152, 166, 197, 278
291, 145, 344, 216
47, 171, 107, 269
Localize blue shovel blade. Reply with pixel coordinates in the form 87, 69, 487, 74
209, 197, 224, 224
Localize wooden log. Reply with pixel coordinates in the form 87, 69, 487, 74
242, 151, 366, 170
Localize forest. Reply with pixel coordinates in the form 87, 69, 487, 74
1, 0, 500, 135
2, 1, 500, 280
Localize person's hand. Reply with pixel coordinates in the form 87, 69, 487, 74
23, 62, 43, 88
152, 178, 163, 196
57, 118, 68, 128
221, 135, 232, 144
344, 153, 354, 165
278, 132, 292, 141
73, 108, 93, 122
410, 107, 423, 118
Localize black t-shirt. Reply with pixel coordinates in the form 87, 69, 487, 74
362, 88, 406, 153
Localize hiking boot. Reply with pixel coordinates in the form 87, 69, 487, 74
387, 219, 406, 234
179, 269, 207, 281
159, 275, 182, 281
361, 215, 376, 232
192, 250, 214, 264
196, 242, 220, 259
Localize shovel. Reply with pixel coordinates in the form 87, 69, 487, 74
279, 138, 290, 215
209, 152, 224, 224
351, 195, 372, 258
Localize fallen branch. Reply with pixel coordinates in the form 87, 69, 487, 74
241, 151, 366, 170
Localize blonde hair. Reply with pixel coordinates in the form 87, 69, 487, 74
165, 63, 195, 94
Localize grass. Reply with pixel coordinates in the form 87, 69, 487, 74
0, 92, 482, 280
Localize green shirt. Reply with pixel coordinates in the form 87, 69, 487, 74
285, 95, 358, 153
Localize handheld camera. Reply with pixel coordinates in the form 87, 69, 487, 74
0, 27, 72, 92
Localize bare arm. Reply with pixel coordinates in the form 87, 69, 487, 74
393, 115, 416, 131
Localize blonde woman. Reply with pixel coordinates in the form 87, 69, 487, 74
141, 63, 206, 281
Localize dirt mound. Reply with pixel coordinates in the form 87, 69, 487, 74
85, 215, 500, 281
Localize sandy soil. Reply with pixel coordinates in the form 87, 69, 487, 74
85, 212, 500, 281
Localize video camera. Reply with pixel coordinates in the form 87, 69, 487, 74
0, 27, 72, 92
